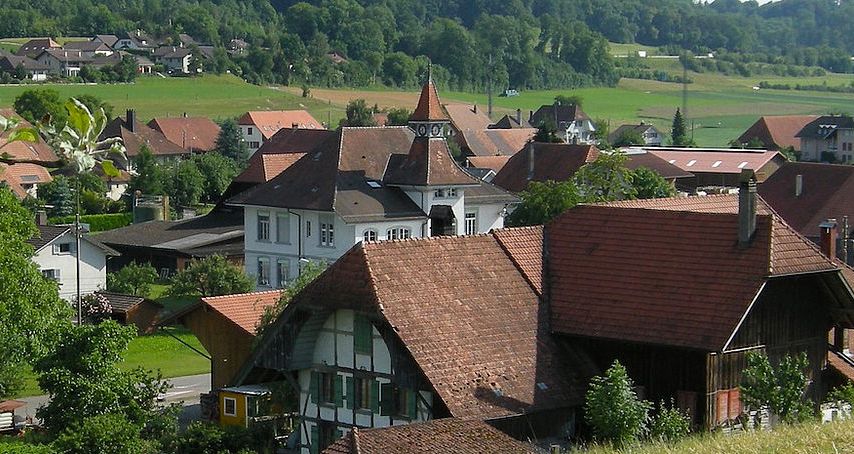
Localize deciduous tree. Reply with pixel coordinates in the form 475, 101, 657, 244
169, 255, 253, 297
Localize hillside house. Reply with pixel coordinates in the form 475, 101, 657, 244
148, 116, 221, 152
154, 47, 193, 74
238, 111, 324, 154
15, 38, 59, 58
547, 174, 854, 427
234, 230, 585, 454
737, 115, 817, 152
228, 80, 517, 289
35, 49, 90, 77
609, 123, 664, 146
0, 54, 49, 81
28, 224, 118, 301
529, 102, 596, 144
796, 115, 854, 163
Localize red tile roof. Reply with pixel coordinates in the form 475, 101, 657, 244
101, 117, 187, 157
625, 152, 695, 181
147, 117, 221, 152
757, 162, 854, 238
547, 194, 839, 350
467, 155, 511, 173
410, 80, 447, 122
234, 153, 306, 184
457, 128, 536, 157
201, 290, 283, 336
288, 234, 584, 420
492, 143, 599, 192
0, 163, 52, 198
828, 350, 854, 382
384, 138, 478, 187
322, 418, 538, 454
737, 116, 817, 151
492, 226, 544, 295
646, 148, 784, 181
443, 104, 493, 131
0, 108, 58, 163
237, 110, 323, 139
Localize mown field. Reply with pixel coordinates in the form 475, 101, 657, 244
0, 68, 853, 146
579, 419, 854, 454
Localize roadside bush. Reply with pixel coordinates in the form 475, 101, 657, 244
52, 413, 151, 454
107, 262, 159, 298
50, 212, 132, 231
650, 400, 691, 442
584, 360, 652, 447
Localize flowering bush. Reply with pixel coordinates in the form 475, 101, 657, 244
80, 293, 113, 323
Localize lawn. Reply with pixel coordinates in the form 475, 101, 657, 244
579, 419, 854, 453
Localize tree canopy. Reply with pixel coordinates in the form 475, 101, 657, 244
169, 255, 253, 297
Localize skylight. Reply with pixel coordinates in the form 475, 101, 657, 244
686, 160, 696, 167
712, 160, 722, 168
738, 161, 749, 169
367, 181, 382, 188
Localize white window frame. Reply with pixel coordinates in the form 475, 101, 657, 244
257, 257, 270, 287
41, 269, 60, 281
276, 212, 290, 244
465, 211, 478, 235
319, 215, 334, 247
386, 227, 411, 240
363, 229, 378, 242
433, 188, 445, 198
277, 258, 289, 288
223, 397, 237, 416
53, 242, 72, 255
447, 188, 457, 197
257, 211, 270, 242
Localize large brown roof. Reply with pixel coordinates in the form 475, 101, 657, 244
737, 115, 817, 151
322, 418, 539, 454
456, 128, 536, 157
234, 153, 305, 184
288, 234, 584, 420
96, 210, 243, 254
547, 194, 839, 351
383, 138, 478, 187
443, 104, 492, 131
758, 161, 854, 238
466, 155, 511, 173
625, 152, 695, 180
492, 226, 544, 295
410, 80, 447, 122
646, 148, 784, 181
100, 117, 187, 157
491, 143, 599, 193
147, 117, 221, 152
237, 110, 323, 139
201, 290, 282, 336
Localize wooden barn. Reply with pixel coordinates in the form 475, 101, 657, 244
546, 170, 854, 428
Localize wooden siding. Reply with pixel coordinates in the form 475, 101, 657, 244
183, 308, 253, 389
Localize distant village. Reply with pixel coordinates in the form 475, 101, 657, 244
3, 69, 854, 454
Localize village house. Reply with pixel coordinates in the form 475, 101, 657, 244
529, 102, 596, 144
154, 46, 193, 74
14, 38, 60, 58
228, 80, 517, 289
148, 116, 221, 153
238, 110, 324, 154
35, 49, 90, 77
737, 115, 816, 152
93, 34, 119, 48
0, 54, 49, 81
443, 103, 536, 159
27, 220, 118, 301
62, 40, 114, 57
609, 122, 664, 146
796, 115, 854, 163
100, 109, 189, 167
0, 109, 57, 197
489, 109, 531, 129
115, 30, 154, 51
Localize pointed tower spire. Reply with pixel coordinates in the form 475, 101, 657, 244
409, 66, 448, 132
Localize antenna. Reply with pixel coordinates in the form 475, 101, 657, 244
487, 54, 494, 119
427, 58, 433, 83
681, 55, 688, 119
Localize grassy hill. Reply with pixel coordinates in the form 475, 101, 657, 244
580, 419, 854, 453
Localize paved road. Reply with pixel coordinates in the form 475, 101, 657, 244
17, 373, 211, 422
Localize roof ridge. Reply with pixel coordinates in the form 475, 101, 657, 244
201, 289, 283, 302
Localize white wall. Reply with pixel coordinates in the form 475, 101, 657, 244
240, 124, 265, 155
466, 201, 506, 233
297, 309, 432, 454
32, 231, 107, 301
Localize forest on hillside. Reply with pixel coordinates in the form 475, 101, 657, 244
1, 0, 853, 90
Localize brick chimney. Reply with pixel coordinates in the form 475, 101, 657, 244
738, 169, 757, 248
795, 174, 803, 197
820, 218, 838, 260
126, 109, 136, 132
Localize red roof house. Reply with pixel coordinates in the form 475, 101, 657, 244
737, 115, 817, 151
147, 116, 221, 152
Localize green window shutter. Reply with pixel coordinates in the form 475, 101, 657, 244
310, 425, 319, 454
354, 315, 372, 355
345, 376, 354, 409
407, 389, 418, 419
310, 371, 319, 404
371, 380, 382, 413
334, 374, 344, 407
379, 383, 394, 416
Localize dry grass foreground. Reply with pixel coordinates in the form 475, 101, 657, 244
579, 419, 854, 454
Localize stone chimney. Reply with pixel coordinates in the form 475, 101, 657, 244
795, 174, 803, 197
126, 109, 136, 132
35, 210, 47, 226
738, 169, 757, 248
820, 218, 838, 260
527, 142, 535, 182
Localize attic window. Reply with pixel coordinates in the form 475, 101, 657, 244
668, 159, 676, 164
712, 160, 722, 168
367, 181, 382, 188
686, 160, 697, 167
738, 161, 749, 169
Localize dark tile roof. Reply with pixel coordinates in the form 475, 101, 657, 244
94, 35, 119, 48
467, 156, 511, 173
758, 161, 854, 238
15, 38, 60, 57
383, 138, 478, 187
100, 117, 187, 157
491, 143, 599, 192
737, 116, 817, 150
233, 128, 335, 184
796, 115, 854, 139
95, 210, 244, 254
147, 117, 221, 152
96, 291, 159, 314
608, 123, 659, 143
410, 80, 447, 122
529, 103, 588, 128
547, 194, 839, 351
62, 40, 111, 52
489, 114, 531, 129
27, 225, 70, 251
287, 235, 585, 420
322, 418, 539, 454
0, 55, 49, 71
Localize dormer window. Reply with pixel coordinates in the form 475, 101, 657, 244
433, 188, 457, 198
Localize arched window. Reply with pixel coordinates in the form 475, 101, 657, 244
363, 229, 378, 242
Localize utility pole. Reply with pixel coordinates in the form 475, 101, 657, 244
487, 54, 494, 119
75, 177, 82, 325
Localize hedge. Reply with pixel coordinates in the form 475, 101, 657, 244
49, 213, 133, 232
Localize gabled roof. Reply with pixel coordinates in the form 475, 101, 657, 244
0, 163, 52, 197
410, 80, 447, 122
547, 194, 839, 351
796, 115, 854, 139
94, 35, 119, 48
234, 153, 305, 184
492, 226, 544, 295
62, 40, 112, 52
644, 148, 784, 181
237, 111, 323, 139
96, 291, 160, 314
737, 115, 817, 150
383, 138, 478, 187
233, 128, 335, 185
275, 234, 584, 420
147, 117, 221, 152
443, 104, 492, 131
608, 123, 660, 143
100, 116, 187, 157
27, 225, 119, 256
323, 418, 538, 454
529, 103, 589, 128
466, 155, 511, 173
457, 128, 536, 157
757, 161, 854, 238
201, 290, 283, 336
489, 114, 531, 129
15, 38, 60, 57
0, 109, 58, 162
0, 55, 50, 71
491, 143, 599, 193
37, 49, 92, 63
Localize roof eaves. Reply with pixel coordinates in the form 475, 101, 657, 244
721, 281, 767, 352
